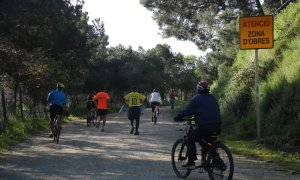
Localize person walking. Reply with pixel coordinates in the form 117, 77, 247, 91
169, 89, 176, 110
124, 87, 145, 135
94, 87, 110, 132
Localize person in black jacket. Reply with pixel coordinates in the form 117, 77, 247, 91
174, 81, 221, 169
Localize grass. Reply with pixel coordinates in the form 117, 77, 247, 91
224, 138, 300, 172
0, 117, 48, 152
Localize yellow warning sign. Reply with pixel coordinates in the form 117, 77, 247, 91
240, 16, 274, 49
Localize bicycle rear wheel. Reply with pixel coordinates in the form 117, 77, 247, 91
54, 125, 60, 144
171, 139, 191, 178
207, 143, 234, 180
56, 130, 60, 144
87, 112, 91, 126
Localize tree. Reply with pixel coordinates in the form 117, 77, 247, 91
0, 0, 109, 122
140, 0, 262, 51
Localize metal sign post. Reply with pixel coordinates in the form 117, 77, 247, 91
255, 49, 260, 139
240, 15, 273, 139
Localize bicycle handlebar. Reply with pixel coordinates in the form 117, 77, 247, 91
174, 116, 196, 125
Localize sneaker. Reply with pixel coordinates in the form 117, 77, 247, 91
130, 127, 134, 134
182, 162, 196, 169
101, 128, 104, 132
134, 131, 139, 135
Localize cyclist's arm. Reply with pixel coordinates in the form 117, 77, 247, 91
176, 98, 197, 119
47, 91, 53, 104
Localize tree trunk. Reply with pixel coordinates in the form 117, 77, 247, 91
33, 95, 37, 120
13, 83, 18, 114
19, 86, 24, 120
1, 88, 8, 131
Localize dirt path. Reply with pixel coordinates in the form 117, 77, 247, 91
0, 106, 299, 179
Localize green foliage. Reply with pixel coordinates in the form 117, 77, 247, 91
0, 117, 47, 151
141, 0, 259, 51
274, 1, 300, 40
260, 35, 300, 138
212, 50, 255, 134
212, 1, 300, 152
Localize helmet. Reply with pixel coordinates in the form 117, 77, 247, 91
196, 81, 210, 91
56, 83, 65, 89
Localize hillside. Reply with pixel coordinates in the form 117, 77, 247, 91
211, 1, 300, 152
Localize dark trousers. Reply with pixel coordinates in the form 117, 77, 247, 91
187, 126, 220, 162
127, 106, 141, 131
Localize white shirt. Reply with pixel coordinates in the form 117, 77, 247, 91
149, 92, 161, 102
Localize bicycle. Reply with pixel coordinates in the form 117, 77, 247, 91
171, 118, 234, 180
87, 107, 96, 127
152, 105, 159, 125
53, 113, 61, 144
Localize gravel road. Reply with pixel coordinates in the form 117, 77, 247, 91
0, 107, 299, 180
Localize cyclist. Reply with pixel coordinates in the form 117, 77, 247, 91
124, 87, 145, 135
94, 87, 110, 132
149, 89, 161, 120
86, 93, 96, 126
47, 83, 67, 138
174, 81, 221, 169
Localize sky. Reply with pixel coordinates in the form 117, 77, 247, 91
81, 0, 206, 57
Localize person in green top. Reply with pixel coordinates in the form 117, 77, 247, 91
124, 87, 146, 135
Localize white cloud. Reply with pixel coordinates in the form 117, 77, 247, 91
82, 0, 206, 56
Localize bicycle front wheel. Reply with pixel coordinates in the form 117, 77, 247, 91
171, 139, 191, 178
207, 143, 234, 180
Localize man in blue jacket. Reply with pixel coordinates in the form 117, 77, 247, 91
47, 83, 67, 138
174, 81, 221, 169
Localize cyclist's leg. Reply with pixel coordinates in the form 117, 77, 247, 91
49, 105, 56, 136
156, 102, 160, 115
59, 106, 64, 129
186, 130, 199, 164
190, 127, 212, 163
151, 102, 155, 117
49, 117, 54, 136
